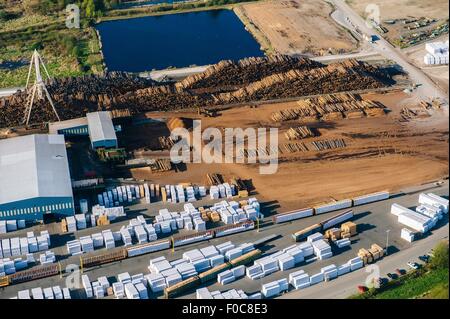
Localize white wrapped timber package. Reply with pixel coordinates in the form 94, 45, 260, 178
112, 282, 125, 298
1, 239, 11, 258
314, 199, 352, 215
400, 228, 415, 243
182, 249, 204, 263
312, 240, 332, 260
173, 231, 213, 247
352, 191, 389, 206
273, 208, 314, 224
420, 193, 449, 213
276, 253, 295, 271
75, 214, 87, 229
309, 272, 324, 285
197, 287, 213, 299
225, 247, 243, 261
218, 270, 235, 285
321, 210, 354, 230
31, 287, 44, 299
192, 258, 210, 272
337, 263, 351, 276
209, 254, 225, 267
145, 273, 167, 292
246, 264, 263, 280
216, 241, 235, 255
291, 273, 310, 290
397, 210, 432, 233
321, 264, 338, 281
82, 275, 93, 298
127, 240, 171, 257
135, 283, 148, 299
307, 232, 323, 243
298, 242, 314, 257
335, 238, 351, 248
91, 233, 104, 248
0, 221, 6, 234
124, 283, 140, 299
349, 257, 363, 271
18, 290, 31, 299
6, 220, 17, 232
261, 278, 288, 298
283, 246, 304, 263
391, 203, 414, 217
416, 205, 440, 219
66, 216, 77, 232
62, 288, 71, 299
255, 256, 279, 276
43, 287, 55, 299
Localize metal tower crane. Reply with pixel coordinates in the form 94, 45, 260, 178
23, 50, 60, 125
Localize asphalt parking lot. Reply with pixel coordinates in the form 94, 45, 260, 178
0, 180, 448, 299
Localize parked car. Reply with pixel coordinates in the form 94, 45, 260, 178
407, 262, 420, 270
419, 255, 430, 263
395, 268, 406, 276
374, 277, 386, 287
387, 272, 398, 280
357, 285, 368, 293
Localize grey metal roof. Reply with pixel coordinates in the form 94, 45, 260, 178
86, 111, 117, 143
0, 134, 73, 205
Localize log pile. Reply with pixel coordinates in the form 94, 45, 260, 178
310, 139, 347, 151
285, 126, 317, 140
158, 136, 175, 150
0, 56, 391, 129
149, 159, 172, 172
0, 72, 154, 128
206, 173, 224, 186
175, 55, 320, 90
271, 92, 386, 123
214, 60, 388, 105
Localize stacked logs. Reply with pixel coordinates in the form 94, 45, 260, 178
0, 57, 391, 129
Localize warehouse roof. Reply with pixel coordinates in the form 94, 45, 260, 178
48, 117, 88, 134
86, 111, 117, 143
0, 134, 73, 205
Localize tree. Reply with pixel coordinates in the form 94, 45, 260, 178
430, 241, 449, 270
84, 0, 96, 18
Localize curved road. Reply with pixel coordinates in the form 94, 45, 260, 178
329, 0, 448, 104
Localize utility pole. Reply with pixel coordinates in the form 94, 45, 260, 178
385, 229, 391, 256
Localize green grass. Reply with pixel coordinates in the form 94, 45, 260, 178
351, 241, 449, 299
375, 267, 448, 299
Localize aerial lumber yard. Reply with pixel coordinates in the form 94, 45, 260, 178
0, 0, 448, 303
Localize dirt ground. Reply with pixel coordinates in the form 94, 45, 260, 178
234, 0, 357, 55
403, 35, 449, 94
347, 0, 449, 20
120, 89, 449, 212
347, 0, 449, 46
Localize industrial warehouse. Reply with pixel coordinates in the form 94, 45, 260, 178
0, 0, 448, 305
0, 134, 74, 221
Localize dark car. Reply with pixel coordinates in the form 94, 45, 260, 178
374, 277, 386, 287
395, 268, 406, 276
419, 255, 430, 263
387, 273, 398, 280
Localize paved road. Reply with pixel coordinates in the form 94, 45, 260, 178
330, 0, 448, 104
0, 87, 22, 98
280, 222, 449, 299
